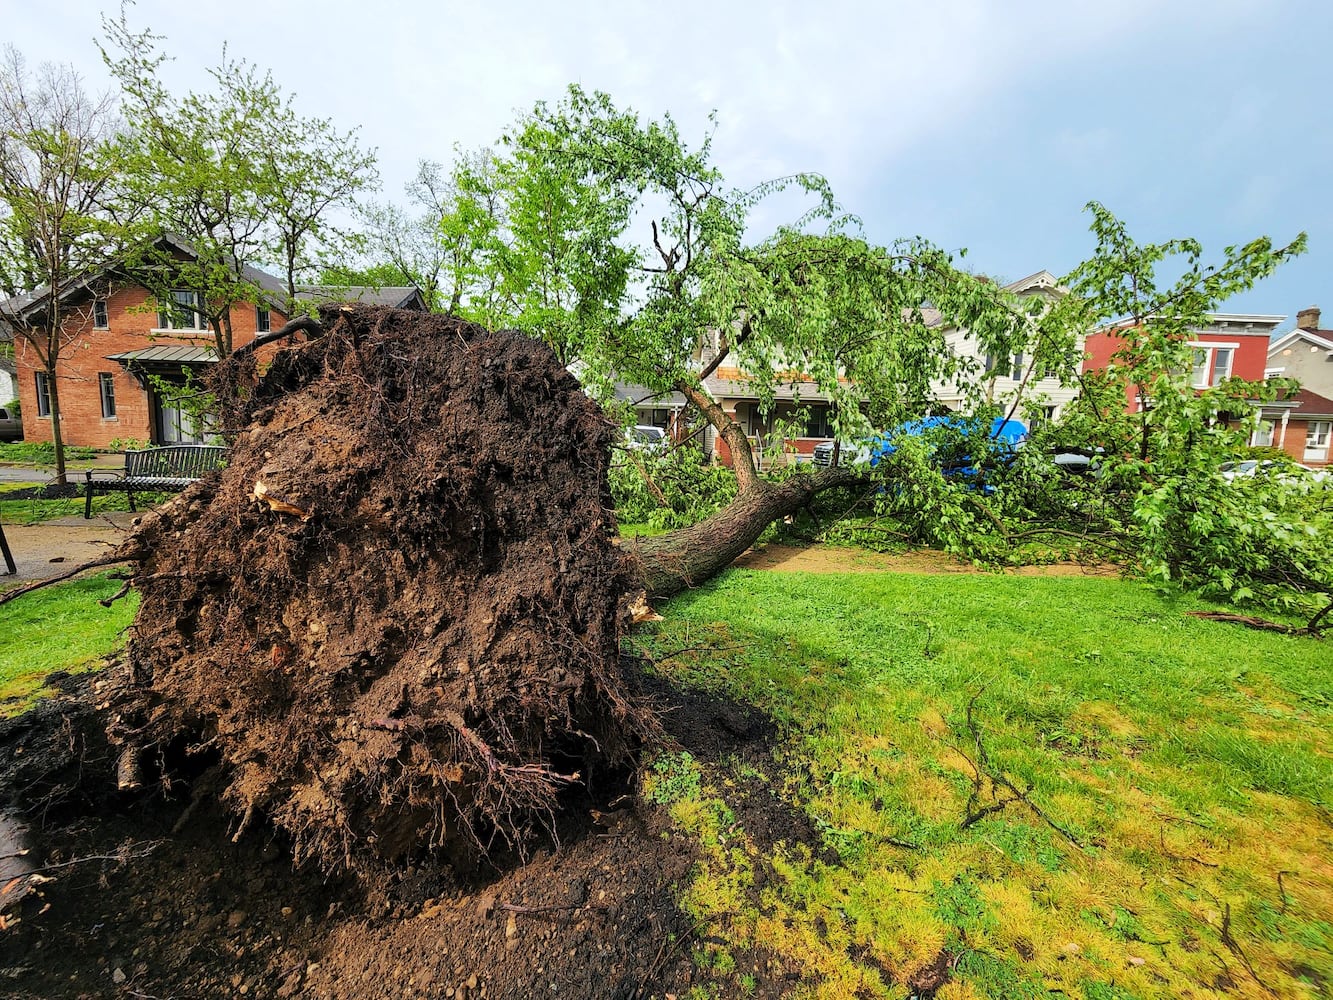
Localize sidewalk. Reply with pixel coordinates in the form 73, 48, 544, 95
0, 455, 124, 485
0, 517, 131, 584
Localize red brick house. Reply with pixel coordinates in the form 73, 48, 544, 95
1082, 312, 1284, 412
3, 243, 424, 449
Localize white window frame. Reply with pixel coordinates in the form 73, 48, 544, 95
157, 290, 207, 331
1308, 421, 1331, 450
93, 299, 109, 329
256, 305, 271, 333
1187, 341, 1239, 389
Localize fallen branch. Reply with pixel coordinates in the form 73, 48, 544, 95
1220, 902, 1272, 994
0, 555, 138, 606
1185, 611, 1322, 638
955, 688, 1084, 849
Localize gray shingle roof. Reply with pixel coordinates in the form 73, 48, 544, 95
106, 346, 219, 365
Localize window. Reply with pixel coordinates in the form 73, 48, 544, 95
803, 406, 835, 439
256, 306, 270, 333
157, 395, 209, 444
1308, 421, 1331, 450
1189, 344, 1237, 388
93, 299, 109, 329
157, 290, 206, 330
99, 372, 117, 418
1190, 349, 1209, 388
983, 353, 1025, 381
35, 372, 51, 417
1028, 404, 1058, 428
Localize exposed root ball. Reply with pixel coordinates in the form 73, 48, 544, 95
121, 306, 653, 871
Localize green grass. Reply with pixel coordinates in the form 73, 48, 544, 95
0, 572, 137, 713
0, 481, 163, 523
636, 568, 1333, 999
0, 440, 100, 466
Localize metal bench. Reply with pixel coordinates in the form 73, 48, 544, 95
85, 445, 229, 519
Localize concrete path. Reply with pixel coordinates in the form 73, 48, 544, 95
0, 519, 130, 584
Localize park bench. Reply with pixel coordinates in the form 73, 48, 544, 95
84, 444, 229, 519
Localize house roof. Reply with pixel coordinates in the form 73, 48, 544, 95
1003, 270, 1062, 294
611, 381, 688, 410
1268, 327, 1333, 356
0, 232, 426, 322
1289, 387, 1333, 419
294, 285, 426, 310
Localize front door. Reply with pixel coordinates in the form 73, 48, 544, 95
154, 391, 208, 444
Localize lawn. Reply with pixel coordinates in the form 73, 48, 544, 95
0, 480, 157, 524
3, 555, 1329, 998
634, 568, 1333, 999
0, 572, 137, 712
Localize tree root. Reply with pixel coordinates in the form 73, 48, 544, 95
0, 555, 139, 606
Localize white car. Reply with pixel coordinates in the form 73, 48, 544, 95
1219, 459, 1328, 484
623, 425, 668, 452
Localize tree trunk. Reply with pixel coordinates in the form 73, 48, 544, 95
627, 466, 859, 599
46, 360, 67, 487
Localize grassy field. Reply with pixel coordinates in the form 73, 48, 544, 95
635, 568, 1333, 1000
3, 555, 1329, 997
0, 573, 137, 712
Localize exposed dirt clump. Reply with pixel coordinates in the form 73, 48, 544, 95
112, 306, 656, 873
0, 664, 801, 1000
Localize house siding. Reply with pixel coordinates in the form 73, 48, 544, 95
1083, 319, 1278, 412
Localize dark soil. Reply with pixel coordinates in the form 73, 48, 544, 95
0, 308, 821, 997
0, 665, 802, 1000
112, 306, 656, 873
1, 483, 81, 501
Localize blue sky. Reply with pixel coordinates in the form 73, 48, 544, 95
8, 0, 1329, 329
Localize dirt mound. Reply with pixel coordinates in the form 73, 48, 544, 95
114, 306, 655, 872
0, 664, 799, 1000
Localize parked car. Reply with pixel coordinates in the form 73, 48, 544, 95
622, 425, 668, 452
0, 406, 22, 442
1219, 459, 1328, 485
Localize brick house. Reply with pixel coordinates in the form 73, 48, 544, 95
1264, 306, 1333, 467
1082, 312, 1285, 413
3, 243, 424, 449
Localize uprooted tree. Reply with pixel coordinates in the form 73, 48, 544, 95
362, 88, 1318, 619
107, 305, 656, 872
364, 86, 1086, 597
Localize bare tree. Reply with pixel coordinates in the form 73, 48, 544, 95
0, 47, 129, 483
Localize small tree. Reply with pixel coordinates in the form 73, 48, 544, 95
100, 11, 378, 352
0, 47, 131, 483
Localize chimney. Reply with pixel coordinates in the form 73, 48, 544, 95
1296, 305, 1321, 330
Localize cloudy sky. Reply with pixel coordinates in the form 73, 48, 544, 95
8, 0, 1329, 327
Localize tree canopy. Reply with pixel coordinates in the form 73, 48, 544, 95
0, 45, 131, 481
